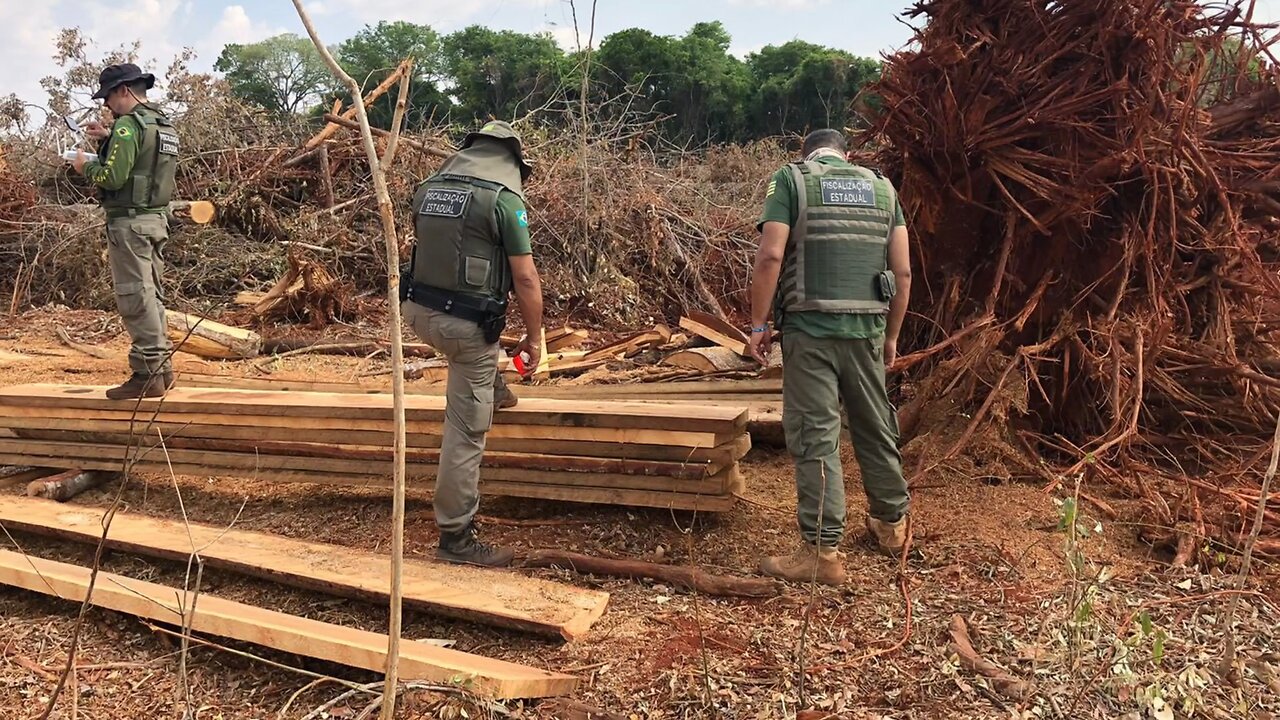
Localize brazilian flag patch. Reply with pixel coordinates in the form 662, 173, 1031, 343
116, 125, 132, 138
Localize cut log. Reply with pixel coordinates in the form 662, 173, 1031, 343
26, 469, 113, 501
0, 466, 57, 488
522, 550, 780, 598
0, 497, 608, 640
166, 312, 262, 359
0, 549, 577, 698
663, 347, 757, 374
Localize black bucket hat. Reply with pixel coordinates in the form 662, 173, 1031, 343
461, 120, 534, 180
92, 63, 156, 100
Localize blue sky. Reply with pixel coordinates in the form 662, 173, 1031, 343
3, 1, 1280, 113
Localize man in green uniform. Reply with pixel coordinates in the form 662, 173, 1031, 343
71, 63, 179, 400
402, 121, 544, 567
747, 129, 913, 585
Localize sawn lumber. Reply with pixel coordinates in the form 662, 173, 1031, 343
0, 496, 608, 640
0, 385, 747, 434
0, 549, 577, 698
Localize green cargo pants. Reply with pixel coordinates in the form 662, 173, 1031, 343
105, 214, 172, 375
782, 330, 909, 548
402, 301, 511, 534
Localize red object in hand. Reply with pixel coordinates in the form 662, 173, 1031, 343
512, 351, 531, 375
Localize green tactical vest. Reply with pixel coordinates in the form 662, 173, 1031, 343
411, 174, 511, 304
776, 161, 898, 315
100, 105, 179, 211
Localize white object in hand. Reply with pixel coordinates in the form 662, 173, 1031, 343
61, 150, 98, 163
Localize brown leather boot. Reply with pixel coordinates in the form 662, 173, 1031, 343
104, 373, 169, 400
759, 543, 845, 585
495, 385, 518, 410
866, 515, 908, 557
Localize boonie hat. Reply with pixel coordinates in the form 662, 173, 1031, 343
92, 63, 156, 100
461, 120, 534, 180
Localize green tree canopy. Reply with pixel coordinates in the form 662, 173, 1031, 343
747, 41, 880, 137
335, 21, 452, 129
442, 27, 567, 122
213, 34, 330, 116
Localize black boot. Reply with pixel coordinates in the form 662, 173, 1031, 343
105, 373, 169, 400
436, 524, 515, 567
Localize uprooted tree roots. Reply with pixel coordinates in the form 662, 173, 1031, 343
872, 0, 1280, 558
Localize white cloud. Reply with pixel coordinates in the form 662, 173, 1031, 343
306, 2, 330, 16
324, 0, 488, 27
204, 5, 285, 55
0, 0, 60, 110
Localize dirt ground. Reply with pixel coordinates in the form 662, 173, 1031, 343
1, 308, 1278, 720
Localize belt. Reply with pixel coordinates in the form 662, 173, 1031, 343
104, 207, 166, 220
408, 282, 505, 324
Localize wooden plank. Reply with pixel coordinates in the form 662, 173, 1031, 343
0, 439, 734, 493
0, 466, 60, 488
0, 497, 608, 640
582, 329, 665, 362
0, 415, 743, 463
546, 328, 589, 352
679, 316, 748, 357
0, 405, 729, 449
7, 430, 720, 477
0, 455, 737, 511
0, 385, 746, 434
0, 549, 576, 698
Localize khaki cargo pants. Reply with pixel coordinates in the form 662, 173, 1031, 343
782, 330, 910, 548
106, 214, 172, 375
402, 301, 511, 534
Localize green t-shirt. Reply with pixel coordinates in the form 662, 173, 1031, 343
85, 115, 142, 191
496, 189, 532, 256
757, 156, 906, 339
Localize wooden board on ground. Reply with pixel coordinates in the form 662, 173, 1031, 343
0, 454, 740, 511
0, 549, 576, 698
0, 496, 608, 640
0, 414, 746, 462
0, 406, 730, 449
583, 328, 667, 362
0, 385, 747, 435
679, 314, 748, 357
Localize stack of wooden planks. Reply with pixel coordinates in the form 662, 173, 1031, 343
0, 384, 749, 511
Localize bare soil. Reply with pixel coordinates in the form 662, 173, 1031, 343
1, 309, 1277, 719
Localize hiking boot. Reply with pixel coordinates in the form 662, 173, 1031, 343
759, 543, 845, 585
104, 373, 169, 400
495, 385, 518, 410
436, 524, 515, 567
866, 515, 908, 557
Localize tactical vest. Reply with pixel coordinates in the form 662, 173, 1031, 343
776, 161, 898, 315
411, 174, 511, 304
100, 105, 179, 211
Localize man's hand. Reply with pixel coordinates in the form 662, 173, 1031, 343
748, 328, 772, 365
884, 337, 898, 368
84, 120, 110, 140
71, 149, 88, 175
514, 335, 541, 379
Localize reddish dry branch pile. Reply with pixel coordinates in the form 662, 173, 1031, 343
865, 0, 1280, 557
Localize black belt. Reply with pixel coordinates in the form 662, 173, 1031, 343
407, 282, 506, 324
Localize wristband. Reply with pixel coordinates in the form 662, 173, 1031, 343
750, 324, 769, 333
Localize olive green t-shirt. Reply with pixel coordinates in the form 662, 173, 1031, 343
758, 156, 906, 339
496, 189, 532, 256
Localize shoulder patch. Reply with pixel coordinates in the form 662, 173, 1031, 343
766, 179, 777, 197
516, 209, 529, 228
115, 125, 132, 138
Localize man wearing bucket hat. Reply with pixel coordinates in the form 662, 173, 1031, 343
401, 120, 543, 567
70, 63, 180, 400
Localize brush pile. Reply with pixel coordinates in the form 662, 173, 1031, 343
864, 0, 1280, 558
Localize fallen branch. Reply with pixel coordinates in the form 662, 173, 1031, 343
947, 615, 1031, 700
55, 327, 112, 360
321, 113, 450, 159
521, 549, 780, 598
27, 470, 112, 502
